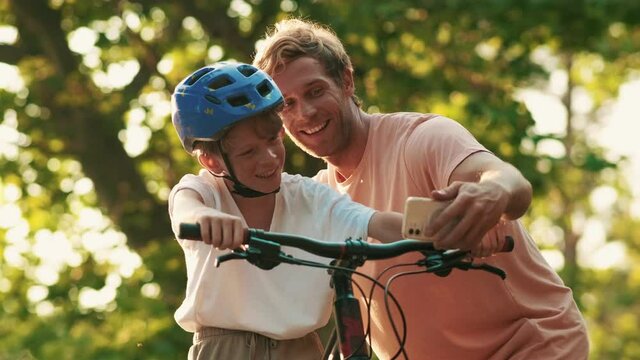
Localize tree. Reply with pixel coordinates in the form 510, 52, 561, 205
1, 0, 638, 358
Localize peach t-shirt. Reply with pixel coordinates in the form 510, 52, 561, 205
316, 113, 589, 359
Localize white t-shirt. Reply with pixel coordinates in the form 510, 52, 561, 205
168, 170, 375, 340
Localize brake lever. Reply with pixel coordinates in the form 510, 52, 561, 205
214, 250, 248, 267
214, 236, 304, 271
435, 259, 507, 280
466, 263, 507, 279
419, 250, 507, 279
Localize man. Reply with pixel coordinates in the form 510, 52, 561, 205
253, 18, 589, 359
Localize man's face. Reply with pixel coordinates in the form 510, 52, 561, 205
272, 57, 354, 159
221, 118, 285, 194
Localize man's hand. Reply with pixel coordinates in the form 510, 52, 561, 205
426, 180, 510, 251
469, 219, 514, 257
424, 151, 532, 251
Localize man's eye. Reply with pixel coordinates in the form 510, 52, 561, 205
310, 87, 323, 96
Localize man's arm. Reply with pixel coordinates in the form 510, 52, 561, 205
427, 151, 532, 251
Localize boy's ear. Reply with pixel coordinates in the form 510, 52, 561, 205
198, 152, 225, 175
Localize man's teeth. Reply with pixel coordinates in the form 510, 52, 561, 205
303, 121, 328, 135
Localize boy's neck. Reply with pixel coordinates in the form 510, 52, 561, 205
232, 193, 276, 231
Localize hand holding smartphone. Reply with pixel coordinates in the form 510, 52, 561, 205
402, 197, 451, 241
402, 196, 515, 253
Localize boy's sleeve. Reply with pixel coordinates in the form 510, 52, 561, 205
312, 169, 329, 184
168, 173, 217, 233
302, 177, 375, 242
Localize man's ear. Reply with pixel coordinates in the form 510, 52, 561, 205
342, 68, 355, 97
198, 152, 225, 175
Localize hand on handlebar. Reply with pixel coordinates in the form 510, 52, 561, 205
469, 220, 515, 258
188, 209, 246, 249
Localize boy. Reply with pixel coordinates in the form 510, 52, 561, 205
168, 62, 403, 359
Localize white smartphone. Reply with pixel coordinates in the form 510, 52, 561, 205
402, 197, 450, 241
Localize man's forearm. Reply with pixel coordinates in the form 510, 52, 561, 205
480, 164, 532, 220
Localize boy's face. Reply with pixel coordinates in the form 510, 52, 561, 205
220, 117, 285, 194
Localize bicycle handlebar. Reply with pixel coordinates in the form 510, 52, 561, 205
177, 222, 513, 358
177, 223, 514, 259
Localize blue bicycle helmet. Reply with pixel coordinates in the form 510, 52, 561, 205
172, 61, 283, 153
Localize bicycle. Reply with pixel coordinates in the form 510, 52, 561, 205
178, 223, 513, 360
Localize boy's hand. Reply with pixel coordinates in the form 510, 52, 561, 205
195, 210, 246, 249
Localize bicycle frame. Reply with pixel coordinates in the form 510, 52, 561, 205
329, 258, 370, 359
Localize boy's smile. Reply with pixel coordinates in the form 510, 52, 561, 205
220, 117, 285, 194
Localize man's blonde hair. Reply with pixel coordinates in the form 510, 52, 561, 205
253, 18, 360, 105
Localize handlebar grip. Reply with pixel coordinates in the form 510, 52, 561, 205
179, 223, 202, 240
501, 236, 515, 252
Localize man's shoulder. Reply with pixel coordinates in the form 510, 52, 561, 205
370, 112, 442, 146
370, 112, 441, 136
373, 112, 440, 125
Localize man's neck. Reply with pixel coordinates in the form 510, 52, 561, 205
325, 107, 371, 182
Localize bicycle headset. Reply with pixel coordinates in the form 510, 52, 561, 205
171, 62, 284, 198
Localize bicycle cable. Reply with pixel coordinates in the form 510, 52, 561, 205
367, 262, 419, 360
267, 255, 406, 360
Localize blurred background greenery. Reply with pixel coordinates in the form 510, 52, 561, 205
0, 0, 639, 359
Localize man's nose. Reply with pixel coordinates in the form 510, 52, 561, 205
299, 99, 317, 118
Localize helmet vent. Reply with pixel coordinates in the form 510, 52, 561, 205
208, 75, 234, 90
228, 95, 250, 107
205, 95, 222, 104
256, 80, 272, 97
237, 64, 258, 77
186, 68, 213, 85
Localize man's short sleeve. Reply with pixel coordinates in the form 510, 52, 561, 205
404, 116, 488, 190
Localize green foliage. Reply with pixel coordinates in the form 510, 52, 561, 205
1, 0, 639, 357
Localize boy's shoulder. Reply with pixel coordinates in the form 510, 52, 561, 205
280, 172, 312, 188
280, 172, 333, 196
175, 169, 218, 187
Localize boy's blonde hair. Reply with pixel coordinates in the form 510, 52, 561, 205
253, 18, 361, 106
193, 111, 283, 157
